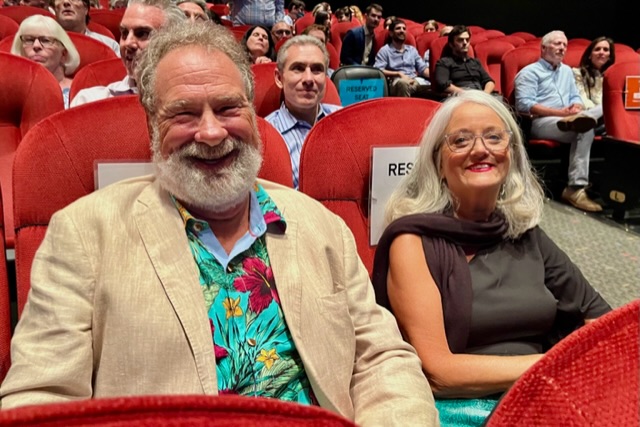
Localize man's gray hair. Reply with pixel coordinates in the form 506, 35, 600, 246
137, 21, 254, 117
385, 90, 544, 239
276, 35, 329, 72
127, 0, 186, 26
541, 30, 566, 47
176, 0, 210, 19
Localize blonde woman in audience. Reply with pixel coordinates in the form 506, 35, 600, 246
424, 19, 439, 33
11, 15, 80, 109
349, 5, 363, 24
373, 90, 611, 427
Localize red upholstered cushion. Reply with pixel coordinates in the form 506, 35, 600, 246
0, 52, 64, 248
89, 9, 125, 41
0, 14, 18, 40
67, 32, 119, 76
69, 57, 127, 102
603, 60, 640, 144
474, 39, 515, 93
298, 98, 441, 275
0, 5, 54, 24
0, 394, 357, 426
487, 300, 639, 427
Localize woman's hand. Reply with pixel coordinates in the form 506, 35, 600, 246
254, 56, 272, 64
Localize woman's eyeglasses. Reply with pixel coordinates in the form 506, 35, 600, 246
442, 130, 512, 153
20, 35, 59, 48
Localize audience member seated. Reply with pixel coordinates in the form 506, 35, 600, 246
230, 0, 283, 27
339, 3, 383, 66
271, 21, 292, 43
515, 30, 603, 212
334, 6, 351, 22
54, 0, 120, 56
313, 10, 331, 40
11, 15, 79, 108
572, 36, 615, 134
423, 19, 438, 33
283, 0, 305, 28
241, 25, 275, 64
374, 19, 429, 97
310, 1, 330, 17
349, 5, 363, 24
0, 22, 439, 427
266, 35, 341, 189
301, 24, 334, 75
434, 25, 495, 96
71, 0, 184, 107
372, 90, 611, 427
383, 15, 396, 30
176, 0, 210, 22
109, 0, 125, 9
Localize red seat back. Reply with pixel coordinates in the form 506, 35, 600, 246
69, 57, 127, 102
0, 52, 64, 249
325, 42, 340, 70
603, 60, 640, 143
481, 29, 505, 39
12, 96, 294, 314
67, 32, 119, 76
0, 5, 54, 23
0, 14, 18, 40
511, 31, 536, 41
88, 9, 124, 41
0, 394, 357, 426
298, 98, 440, 275
0, 187, 11, 384
87, 21, 116, 40
496, 35, 526, 48
474, 39, 515, 93
563, 44, 584, 68
469, 31, 490, 47
415, 31, 439, 57
294, 12, 314, 35
487, 300, 639, 427
329, 20, 360, 54
467, 25, 485, 34
208, 3, 229, 16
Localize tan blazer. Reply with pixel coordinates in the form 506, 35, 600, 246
1, 177, 438, 426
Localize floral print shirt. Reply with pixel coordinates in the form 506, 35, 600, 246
173, 184, 316, 404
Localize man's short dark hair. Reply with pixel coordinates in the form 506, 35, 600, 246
389, 19, 405, 32
447, 25, 470, 45
288, 0, 304, 10
365, 3, 383, 15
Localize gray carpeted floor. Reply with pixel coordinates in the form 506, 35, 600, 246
540, 199, 639, 309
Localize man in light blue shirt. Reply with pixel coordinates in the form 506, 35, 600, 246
374, 19, 429, 97
515, 30, 603, 212
232, 0, 284, 27
266, 36, 341, 189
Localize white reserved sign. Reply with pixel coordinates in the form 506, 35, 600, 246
369, 146, 419, 245
96, 162, 155, 189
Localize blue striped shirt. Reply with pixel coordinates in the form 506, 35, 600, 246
265, 102, 341, 189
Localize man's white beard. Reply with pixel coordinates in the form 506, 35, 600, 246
152, 125, 263, 214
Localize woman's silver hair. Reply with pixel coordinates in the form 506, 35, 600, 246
385, 90, 544, 239
136, 21, 254, 118
276, 35, 329, 72
11, 15, 80, 75
127, 0, 187, 27
541, 30, 566, 47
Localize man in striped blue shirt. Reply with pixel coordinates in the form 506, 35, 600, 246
266, 36, 341, 189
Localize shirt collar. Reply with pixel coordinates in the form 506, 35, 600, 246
172, 182, 286, 234
276, 102, 330, 132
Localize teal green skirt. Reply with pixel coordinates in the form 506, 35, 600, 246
435, 396, 500, 427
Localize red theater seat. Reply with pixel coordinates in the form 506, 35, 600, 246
89, 9, 124, 41
0, 14, 18, 40
511, 31, 536, 41
487, 300, 639, 427
474, 39, 515, 94
0, 52, 64, 249
298, 98, 441, 275
294, 12, 314, 35
69, 57, 127, 102
0, 394, 357, 426
415, 31, 439, 57
496, 35, 526, 48
67, 32, 119, 75
87, 21, 115, 40
12, 96, 294, 315
0, 5, 54, 24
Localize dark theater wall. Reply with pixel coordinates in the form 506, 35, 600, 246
327, 0, 638, 50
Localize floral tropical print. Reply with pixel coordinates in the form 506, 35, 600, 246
173, 184, 316, 404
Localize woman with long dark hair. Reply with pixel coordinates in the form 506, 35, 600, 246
573, 36, 615, 110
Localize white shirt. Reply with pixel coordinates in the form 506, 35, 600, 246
70, 75, 136, 107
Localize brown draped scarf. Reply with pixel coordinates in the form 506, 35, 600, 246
372, 212, 508, 353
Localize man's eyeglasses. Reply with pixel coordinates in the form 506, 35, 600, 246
442, 130, 512, 153
274, 29, 292, 36
20, 35, 59, 48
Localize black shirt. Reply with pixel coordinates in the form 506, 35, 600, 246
434, 55, 494, 92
